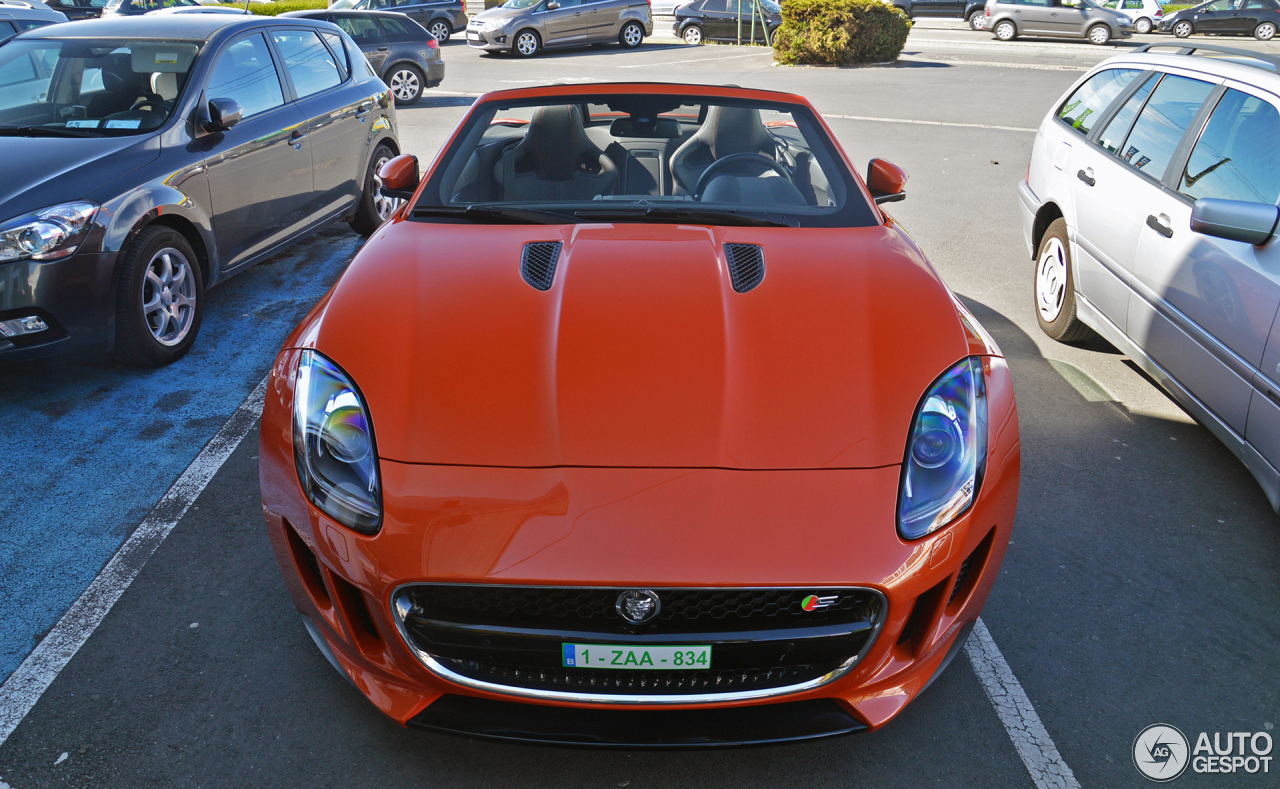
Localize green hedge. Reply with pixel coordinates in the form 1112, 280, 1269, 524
216, 0, 327, 16
1160, 3, 1194, 10
773, 0, 911, 66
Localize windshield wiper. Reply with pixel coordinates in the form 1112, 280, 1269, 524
0, 126, 102, 138
573, 207, 798, 228
410, 204, 576, 224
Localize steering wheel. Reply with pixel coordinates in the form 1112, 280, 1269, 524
131, 94, 168, 113
693, 152, 792, 201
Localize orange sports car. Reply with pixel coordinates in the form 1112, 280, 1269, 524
259, 82, 1020, 747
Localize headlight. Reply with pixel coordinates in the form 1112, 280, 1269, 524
293, 350, 382, 532
0, 202, 97, 264
480, 18, 505, 30
898, 358, 988, 540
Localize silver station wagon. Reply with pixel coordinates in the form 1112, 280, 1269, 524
466, 0, 652, 56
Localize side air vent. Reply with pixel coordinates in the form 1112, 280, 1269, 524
723, 243, 765, 293
521, 241, 562, 291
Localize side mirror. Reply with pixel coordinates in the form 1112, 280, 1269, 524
378, 153, 420, 201
547, 1, 560, 8
1190, 197, 1279, 246
867, 158, 908, 204
202, 97, 243, 133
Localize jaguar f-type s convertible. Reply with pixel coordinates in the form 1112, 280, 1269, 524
259, 82, 1021, 747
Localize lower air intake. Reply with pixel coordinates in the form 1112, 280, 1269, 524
723, 243, 765, 293
521, 241, 562, 290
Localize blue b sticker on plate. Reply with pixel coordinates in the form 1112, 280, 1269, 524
563, 643, 576, 667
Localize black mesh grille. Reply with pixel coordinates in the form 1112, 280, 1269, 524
949, 555, 974, 606
520, 241, 562, 290
436, 659, 843, 695
723, 243, 765, 293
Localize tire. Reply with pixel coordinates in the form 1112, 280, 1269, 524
1034, 219, 1095, 343
1173, 19, 1193, 37
619, 19, 644, 48
967, 9, 985, 29
682, 24, 704, 44
386, 64, 423, 106
113, 226, 204, 367
350, 142, 399, 237
428, 19, 451, 42
1134, 16, 1151, 33
1255, 21, 1276, 39
513, 28, 540, 57
1087, 23, 1111, 44
993, 19, 1016, 40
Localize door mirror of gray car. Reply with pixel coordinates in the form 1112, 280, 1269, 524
1190, 197, 1280, 246
202, 97, 243, 133
547, 1, 560, 8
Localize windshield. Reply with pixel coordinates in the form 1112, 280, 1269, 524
501, 0, 543, 9
760, 0, 781, 12
417, 94, 877, 228
329, 0, 363, 8
0, 38, 199, 136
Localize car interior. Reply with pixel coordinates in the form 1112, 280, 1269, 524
442, 98, 845, 210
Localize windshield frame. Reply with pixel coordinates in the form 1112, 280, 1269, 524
413, 93, 879, 229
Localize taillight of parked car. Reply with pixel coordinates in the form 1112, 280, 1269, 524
427, 37, 439, 48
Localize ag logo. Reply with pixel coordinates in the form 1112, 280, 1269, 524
1134, 724, 1190, 782
616, 590, 660, 625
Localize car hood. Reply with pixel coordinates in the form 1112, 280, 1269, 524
471, 5, 525, 21
308, 221, 971, 469
0, 135, 158, 222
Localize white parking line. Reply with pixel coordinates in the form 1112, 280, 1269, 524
824, 112, 1037, 133
0, 377, 268, 748
967, 618, 1082, 789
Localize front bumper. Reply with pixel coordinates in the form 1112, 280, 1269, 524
466, 25, 513, 50
0, 250, 117, 362
260, 349, 1020, 741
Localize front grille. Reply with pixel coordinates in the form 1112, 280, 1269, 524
520, 241, 562, 290
949, 555, 974, 606
723, 243, 765, 292
394, 585, 885, 699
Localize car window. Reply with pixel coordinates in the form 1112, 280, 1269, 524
1242, 0, 1272, 8
0, 21, 15, 42
1097, 72, 1156, 153
319, 31, 350, 81
1058, 68, 1144, 136
333, 15, 383, 42
1203, 0, 1234, 9
551, 0, 583, 7
1180, 89, 1280, 205
1122, 0, 1142, 8
1112, 74, 1215, 179
378, 16, 411, 35
700, 0, 725, 10
207, 33, 284, 119
1013, 0, 1052, 6
271, 29, 342, 100
14, 20, 52, 31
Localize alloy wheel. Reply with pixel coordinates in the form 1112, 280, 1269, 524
1174, 20, 1192, 36
371, 154, 400, 222
1134, 16, 1151, 33
969, 12, 985, 29
622, 21, 643, 46
516, 30, 539, 56
142, 247, 196, 347
683, 25, 703, 44
1036, 237, 1068, 323
1256, 21, 1276, 39
994, 20, 1015, 39
389, 69, 420, 103
430, 20, 450, 41
1088, 24, 1110, 43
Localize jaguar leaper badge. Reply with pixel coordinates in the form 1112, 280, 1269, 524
616, 589, 661, 624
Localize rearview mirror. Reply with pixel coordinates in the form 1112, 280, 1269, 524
378, 154, 420, 201
1190, 197, 1279, 246
867, 158, 908, 204
202, 97, 243, 133
547, 1, 560, 8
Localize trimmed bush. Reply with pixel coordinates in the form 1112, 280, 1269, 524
216, 0, 327, 16
773, 0, 911, 66
1161, 3, 1194, 10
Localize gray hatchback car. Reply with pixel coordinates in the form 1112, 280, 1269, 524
985, 0, 1133, 43
466, 0, 652, 57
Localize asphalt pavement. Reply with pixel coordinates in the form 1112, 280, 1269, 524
1, 21, 1278, 789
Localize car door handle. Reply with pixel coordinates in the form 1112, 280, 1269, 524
378, 45, 389, 50
290, 130, 307, 149
1146, 213, 1174, 238
1077, 168, 1095, 186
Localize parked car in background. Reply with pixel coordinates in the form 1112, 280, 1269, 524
101, 0, 201, 16
1158, 0, 1279, 39
650, 0, 691, 14
985, 0, 1133, 42
283, 8, 443, 104
327, 0, 466, 42
886, 0, 988, 31
38, 0, 105, 21
1099, 0, 1163, 32
674, 0, 779, 44
467, 0, 651, 57
0, 0, 66, 41
1021, 43, 1280, 509
0, 14, 400, 365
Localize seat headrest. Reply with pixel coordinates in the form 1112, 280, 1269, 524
518, 104, 600, 181
151, 71, 178, 101
703, 105, 774, 159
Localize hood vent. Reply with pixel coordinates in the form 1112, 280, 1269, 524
521, 241, 563, 291
723, 243, 765, 293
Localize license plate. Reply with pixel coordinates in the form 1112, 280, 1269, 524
562, 643, 711, 670
467, 32, 481, 41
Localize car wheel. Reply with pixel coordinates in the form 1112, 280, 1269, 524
1087, 23, 1111, 43
1034, 219, 1094, 343
1255, 20, 1276, 39
993, 19, 1016, 40
113, 226, 204, 367
350, 142, 400, 238
967, 10, 985, 29
619, 20, 644, 48
1173, 19, 1193, 36
387, 64, 423, 106
429, 19, 451, 42
513, 29, 541, 57
1134, 16, 1151, 33
682, 24, 704, 44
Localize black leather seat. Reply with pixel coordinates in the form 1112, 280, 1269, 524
493, 105, 617, 202
670, 105, 778, 195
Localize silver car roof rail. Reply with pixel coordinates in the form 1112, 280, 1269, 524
1132, 42, 1280, 72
